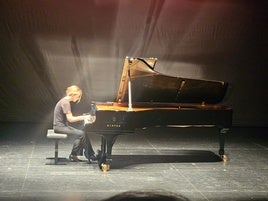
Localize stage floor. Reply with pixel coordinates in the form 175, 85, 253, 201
0, 123, 267, 201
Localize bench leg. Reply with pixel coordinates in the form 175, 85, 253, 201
55, 139, 59, 164
46, 139, 67, 165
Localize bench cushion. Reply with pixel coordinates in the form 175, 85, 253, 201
47, 129, 67, 139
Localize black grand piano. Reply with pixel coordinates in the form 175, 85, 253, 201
85, 57, 232, 171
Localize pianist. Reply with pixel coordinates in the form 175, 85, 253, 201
53, 85, 97, 162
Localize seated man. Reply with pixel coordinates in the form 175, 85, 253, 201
53, 85, 96, 162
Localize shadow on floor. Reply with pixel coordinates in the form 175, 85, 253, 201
109, 150, 222, 169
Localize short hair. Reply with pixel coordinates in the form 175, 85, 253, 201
66, 85, 82, 103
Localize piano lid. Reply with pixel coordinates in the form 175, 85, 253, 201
116, 57, 228, 104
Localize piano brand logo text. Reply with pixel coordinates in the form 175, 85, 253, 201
106, 124, 121, 128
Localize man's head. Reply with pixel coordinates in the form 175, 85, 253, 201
66, 85, 82, 103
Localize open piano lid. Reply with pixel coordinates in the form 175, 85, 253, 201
116, 57, 228, 104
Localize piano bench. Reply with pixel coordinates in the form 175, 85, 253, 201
46, 129, 68, 165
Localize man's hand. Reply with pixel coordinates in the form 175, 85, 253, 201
84, 115, 96, 125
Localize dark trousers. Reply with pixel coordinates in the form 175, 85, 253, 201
53, 125, 95, 157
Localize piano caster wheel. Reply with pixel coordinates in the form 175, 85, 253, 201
101, 163, 110, 172
221, 155, 228, 162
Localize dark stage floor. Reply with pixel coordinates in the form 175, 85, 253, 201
0, 123, 267, 201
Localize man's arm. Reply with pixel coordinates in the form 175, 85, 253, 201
66, 112, 85, 123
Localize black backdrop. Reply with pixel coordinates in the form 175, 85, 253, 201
0, 0, 267, 126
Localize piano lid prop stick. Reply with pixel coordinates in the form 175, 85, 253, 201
127, 65, 133, 111
128, 79, 133, 111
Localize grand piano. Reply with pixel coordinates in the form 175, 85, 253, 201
85, 57, 232, 171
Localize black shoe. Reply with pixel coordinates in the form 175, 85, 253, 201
88, 154, 98, 163
84, 150, 98, 160
69, 154, 82, 162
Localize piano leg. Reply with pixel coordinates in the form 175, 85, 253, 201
98, 134, 118, 171
219, 128, 229, 162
